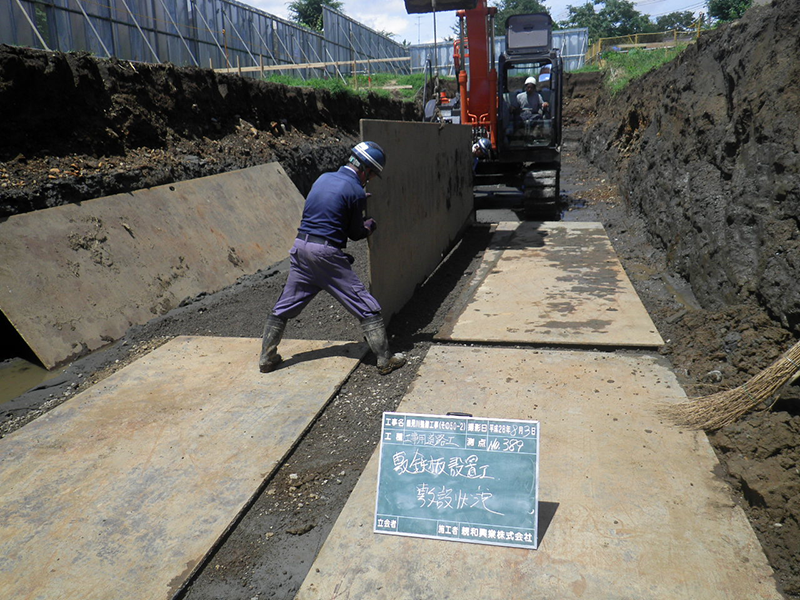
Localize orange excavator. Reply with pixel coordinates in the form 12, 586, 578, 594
406, 0, 563, 217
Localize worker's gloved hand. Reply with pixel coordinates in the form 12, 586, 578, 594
364, 218, 377, 234
343, 252, 355, 264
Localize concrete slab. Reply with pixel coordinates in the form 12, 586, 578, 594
360, 120, 474, 321
297, 346, 781, 600
437, 221, 665, 348
0, 163, 304, 369
0, 336, 364, 600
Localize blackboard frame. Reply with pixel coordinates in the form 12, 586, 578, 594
374, 412, 540, 549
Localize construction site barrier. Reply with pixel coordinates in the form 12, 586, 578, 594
585, 28, 700, 64
1, 1, 409, 79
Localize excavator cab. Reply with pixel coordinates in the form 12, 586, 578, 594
493, 13, 563, 217
496, 14, 562, 163
499, 58, 560, 150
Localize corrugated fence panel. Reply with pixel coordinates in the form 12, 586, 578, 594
322, 6, 408, 75
409, 28, 589, 74
4, 2, 582, 79
554, 28, 590, 71
1, 0, 409, 78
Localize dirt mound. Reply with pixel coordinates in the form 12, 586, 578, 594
581, 0, 800, 334
581, 0, 800, 595
0, 44, 418, 218
563, 71, 602, 127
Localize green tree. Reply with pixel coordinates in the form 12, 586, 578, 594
492, 0, 550, 35
561, 0, 651, 40
707, 0, 752, 21
560, 2, 602, 35
288, 0, 344, 31
654, 11, 697, 31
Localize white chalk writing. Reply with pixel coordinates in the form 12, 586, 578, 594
392, 450, 493, 479
417, 484, 504, 515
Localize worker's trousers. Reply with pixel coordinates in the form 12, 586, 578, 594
271, 237, 381, 321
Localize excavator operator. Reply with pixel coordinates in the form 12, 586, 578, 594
517, 76, 549, 121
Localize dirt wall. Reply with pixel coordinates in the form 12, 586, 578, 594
580, 0, 800, 335
580, 2, 800, 594
0, 44, 418, 218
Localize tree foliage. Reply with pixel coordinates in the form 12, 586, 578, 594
707, 0, 752, 21
288, 0, 344, 31
654, 11, 697, 31
560, 0, 652, 40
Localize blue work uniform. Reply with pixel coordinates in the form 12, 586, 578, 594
271, 166, 382, 321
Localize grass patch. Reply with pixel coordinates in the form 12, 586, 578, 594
263, 72, 446, 102
572, 63, 601, 73
602, 45, 688, 94
263, 74, 350, 95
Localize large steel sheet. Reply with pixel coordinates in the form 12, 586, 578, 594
361, 120, 474, 321
0, 163, 304, 369
437, 221, 664, 347
297, 346, 781, 600
0, 335, 364, 600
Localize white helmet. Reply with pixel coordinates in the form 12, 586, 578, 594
524, 76, 537, 86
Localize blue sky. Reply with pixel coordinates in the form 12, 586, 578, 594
247, 0, 707, 45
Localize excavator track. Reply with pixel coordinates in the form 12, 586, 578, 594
523, 168, 560, 219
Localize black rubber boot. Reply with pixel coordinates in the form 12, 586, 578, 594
361, 315, 406, 375
259, 314, 286, 373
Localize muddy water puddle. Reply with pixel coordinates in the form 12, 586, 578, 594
0, 358, 64, 405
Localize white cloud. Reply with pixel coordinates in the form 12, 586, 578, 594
247, 0, 290, 20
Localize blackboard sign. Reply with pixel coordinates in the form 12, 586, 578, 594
374, 412, 540, 549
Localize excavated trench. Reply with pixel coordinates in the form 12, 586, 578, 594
1, 1, 799, 594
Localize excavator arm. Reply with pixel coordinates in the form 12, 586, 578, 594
404, 0, 477, 13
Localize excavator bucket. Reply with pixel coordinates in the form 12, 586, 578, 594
404, 0, 477, 13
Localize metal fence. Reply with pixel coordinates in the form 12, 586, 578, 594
321, 7, 409, 77
1, 0, 409, 79
585, 29, 698, 64
409, 27, 589, 75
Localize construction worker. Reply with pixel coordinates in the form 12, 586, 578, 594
472, 137, 492, 172
517, 76, 549, 121
259, 141, 406, 375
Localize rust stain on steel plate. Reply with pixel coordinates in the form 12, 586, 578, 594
0, 163, 304, 369
436, 221, 664, 347
0, 336, 365, 600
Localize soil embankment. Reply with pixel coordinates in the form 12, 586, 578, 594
582, 0, 800, 332
0, 44, 416, 218
581, 0, 800, 595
